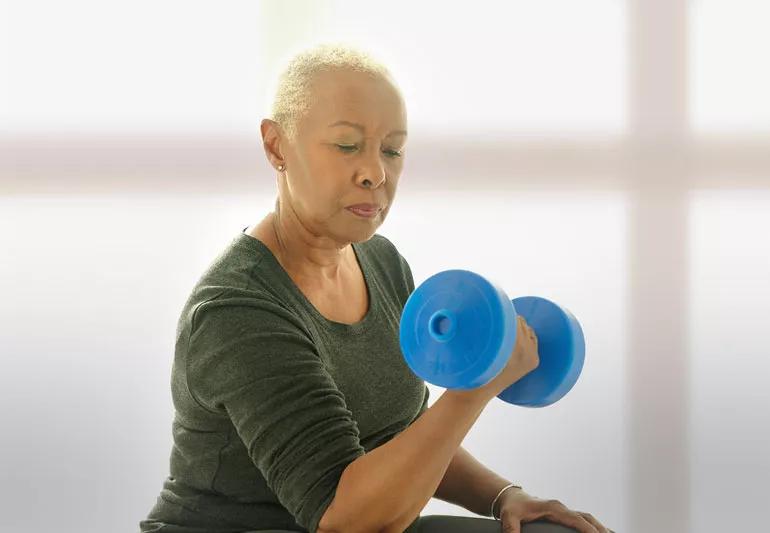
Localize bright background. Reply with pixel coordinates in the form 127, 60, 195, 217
1, 1, 769, 533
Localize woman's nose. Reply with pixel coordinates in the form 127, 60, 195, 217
359, 150, 387, 188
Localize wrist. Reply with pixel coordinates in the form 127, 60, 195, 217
490, 482, 523, 520
443, 388, 495, 409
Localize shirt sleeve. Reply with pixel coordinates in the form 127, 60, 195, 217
186, 297, 366, 533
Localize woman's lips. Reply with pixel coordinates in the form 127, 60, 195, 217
346, 205, 380, 218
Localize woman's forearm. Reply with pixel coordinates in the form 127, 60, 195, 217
318, 389, 492, 533
433, 445, 514, 517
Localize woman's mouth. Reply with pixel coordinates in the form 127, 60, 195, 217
346, 205, 381, 218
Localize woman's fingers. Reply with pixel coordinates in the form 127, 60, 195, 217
517, 315, 537, 344
576, 511, 611, 533
539, 500, 599, 533
518, 498, 612, 533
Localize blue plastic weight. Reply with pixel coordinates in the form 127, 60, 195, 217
500, 296, 585, 407
399, 270, 517, 391
399, 269, 585, 408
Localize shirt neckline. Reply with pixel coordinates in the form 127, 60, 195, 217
237, 227, 377, 334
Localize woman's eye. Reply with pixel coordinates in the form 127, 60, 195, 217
335, 144, 402, 158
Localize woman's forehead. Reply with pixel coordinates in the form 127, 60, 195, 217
299, 69, 406, 134
313, 92, 405, 131
326, 119, 407, 138
312, 110, 407, 139
314, 70, 402, 106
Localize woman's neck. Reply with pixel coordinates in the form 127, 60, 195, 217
258, 209, 353, 285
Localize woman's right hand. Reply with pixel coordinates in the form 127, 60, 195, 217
454, 315, 541, 403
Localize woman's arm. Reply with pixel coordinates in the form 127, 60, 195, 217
433, 445, 517, 517
317, 389, 492, 533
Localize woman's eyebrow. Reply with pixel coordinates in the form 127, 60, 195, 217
327, 120, 407, 137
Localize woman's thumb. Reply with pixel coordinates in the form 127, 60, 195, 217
501, 518, 521, 533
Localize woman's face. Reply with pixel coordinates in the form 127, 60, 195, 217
278, 68, 407, 245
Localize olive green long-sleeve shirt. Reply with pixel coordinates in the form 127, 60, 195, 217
140, 228, 429, 533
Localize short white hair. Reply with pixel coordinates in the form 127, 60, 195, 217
268, 42, 397, 142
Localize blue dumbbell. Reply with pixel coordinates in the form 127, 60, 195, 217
399, 269, 585, 407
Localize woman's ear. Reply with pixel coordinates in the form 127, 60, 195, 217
260, 118, 286, 171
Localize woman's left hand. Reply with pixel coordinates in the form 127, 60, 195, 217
496, 488, 614, 533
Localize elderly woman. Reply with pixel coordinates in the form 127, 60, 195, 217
139, 44, 613, 533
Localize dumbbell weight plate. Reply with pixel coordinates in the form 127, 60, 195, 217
399, 269, 518, 390
498, 296, 585, 407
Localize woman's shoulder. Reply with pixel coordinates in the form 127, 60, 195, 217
177, 233, 305, 329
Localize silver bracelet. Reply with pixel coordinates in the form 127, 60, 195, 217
490, 482, 522, 520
